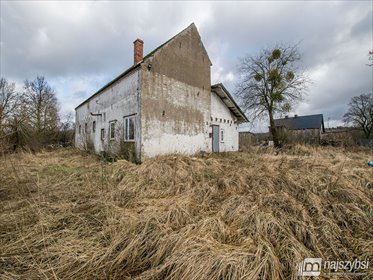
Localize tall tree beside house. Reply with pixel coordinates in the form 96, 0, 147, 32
236, 44, 309, 147
22, 76, 59, 149
343, 93, 373, 139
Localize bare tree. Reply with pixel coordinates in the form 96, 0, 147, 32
343, 93, 373, 139
236, 44, 310, 147
367, 50, 373, 66
23, 76, 59, 148
0, 78, 18, 131
58, 112, 75, 147
0, 78, 21, 151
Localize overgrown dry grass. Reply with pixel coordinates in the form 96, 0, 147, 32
0, 145, 372, 279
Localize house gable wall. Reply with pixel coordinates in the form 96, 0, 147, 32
140, 24, 212, 158
74, 24, 245, 161
150, 24, 211, 90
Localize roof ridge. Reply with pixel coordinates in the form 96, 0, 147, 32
75, 23, 198, 109
141, 23, 196, 62
277, 113, 323, 119
211, 83, 248, 123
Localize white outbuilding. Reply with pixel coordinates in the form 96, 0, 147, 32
75, 23, 248, 162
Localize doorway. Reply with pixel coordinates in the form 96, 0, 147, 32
212, 125, 219, 152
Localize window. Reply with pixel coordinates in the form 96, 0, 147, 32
78, 125, 81, 134
220, 130, 224, 142
85, 123, 88, 133
92, 121, 96, 133
101, 129, 105, 140
109, 121, 116, 140
124, 116, 135, 141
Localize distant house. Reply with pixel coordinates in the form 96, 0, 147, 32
75, 23, 248, 162
274, 114, 325, 144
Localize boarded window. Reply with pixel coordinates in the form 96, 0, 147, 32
124, 116, 135, 141
93, 121, 96, 133
101, 129, 105, 140
109, 122, 116, 139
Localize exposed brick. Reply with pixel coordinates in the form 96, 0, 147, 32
133, 39, 144, 65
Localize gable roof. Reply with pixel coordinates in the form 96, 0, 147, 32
75, 23, 210, 110
142, 23, 212, 66
211, 83, 249, 123
274, 114, 325, 132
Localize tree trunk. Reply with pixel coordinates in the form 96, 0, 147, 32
268, 110, 281, 148
363, 127, 371, 139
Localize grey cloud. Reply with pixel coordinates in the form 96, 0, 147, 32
1, 1, 211, 80
350, 9, 372, 39
1, 1, 372, 131
200, 1, 372, 127
74, 90, 90, 99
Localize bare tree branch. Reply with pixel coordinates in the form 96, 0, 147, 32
235, 43, 310, 147
22, 76, 60, 148
343, 93, 373, 138
367, 50, 373, 66
0, 78, 18, 128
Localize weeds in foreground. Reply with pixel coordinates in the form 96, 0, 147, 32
0, 146, 372, 279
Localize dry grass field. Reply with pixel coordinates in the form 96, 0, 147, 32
0, 146, 372, 279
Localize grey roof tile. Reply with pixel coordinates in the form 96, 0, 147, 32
274, 114, 325, 132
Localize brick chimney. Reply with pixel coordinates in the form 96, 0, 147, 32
133, 39, 144, 65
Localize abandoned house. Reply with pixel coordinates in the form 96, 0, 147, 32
75, 23, 248, 162
274, 114, 325, 144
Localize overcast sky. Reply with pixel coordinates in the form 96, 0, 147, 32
1, 1, 372, 132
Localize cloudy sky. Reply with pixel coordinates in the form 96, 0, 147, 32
1, 1, 372, 132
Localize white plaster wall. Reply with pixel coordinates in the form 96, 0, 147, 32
142, 133, 207, 157
75, 70, 141, 157
141, 73, 211, 158
75, 68, 239, 159
210, 91, 239, 152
